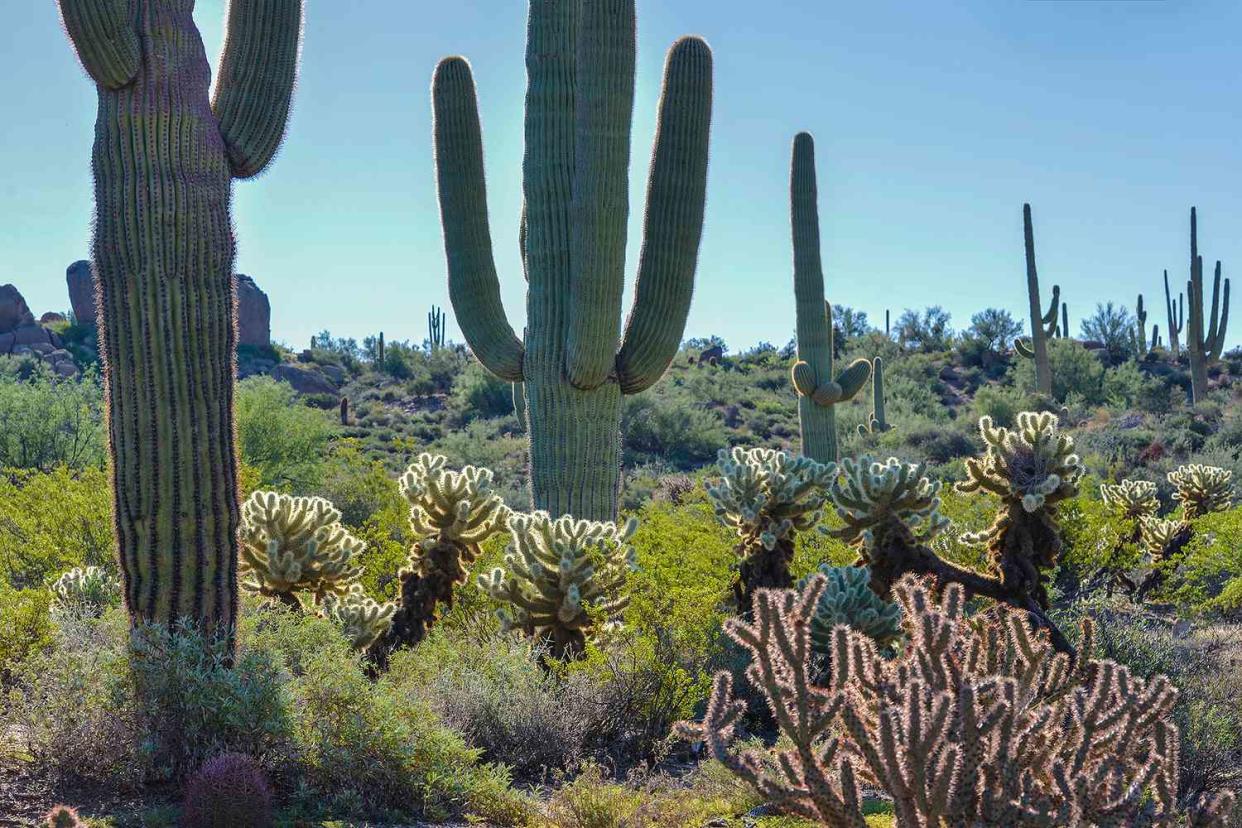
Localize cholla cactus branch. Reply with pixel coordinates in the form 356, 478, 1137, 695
322, 586, 396, 650
239, 492, 364, 605
479, 511, 636, 659
1168, 464, 1233, 520
1100, 479, 1160, 522
682, 574, 1206, 827
800, 564, 903, 655
49, 566, 121, 617
957, 412, 1082, 616
707, 446, 836, 612
380, 454, 511, 655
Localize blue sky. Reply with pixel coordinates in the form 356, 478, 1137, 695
3, 0, 1240, 352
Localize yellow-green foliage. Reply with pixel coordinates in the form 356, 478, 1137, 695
707, 447, 836, 552
1160, 507, 1242, 616
1168, 463, 1234, 519
0, 466, 113, 589
0, 584, 53, 681
239, 491, 365, 603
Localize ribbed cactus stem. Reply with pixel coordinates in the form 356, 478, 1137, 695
428, 304, 446, 351
1060, 301, 1069, 339
1185, 208, 1231, 403
58, 0, 303, 649
1020, 203, 1053, 396
788, 133, 870, 462
1134, 294, 1149, 356
433, 1, 713, 521
1164, 269, 1183, 356
857, 355, 890, 435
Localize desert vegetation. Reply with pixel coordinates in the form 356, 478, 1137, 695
0, 0, 1239, 826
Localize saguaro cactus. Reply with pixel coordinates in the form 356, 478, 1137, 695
427, 305, 446, 351
856, 355, 890, 435
1185, 208, 1230, 403
1133, 294, 1159, 357
1164, 270, 1184, 356
788, 134, 871, 463
1013, 204, 1059, 396
433, 1, 713, 522
57, 0, 303, 647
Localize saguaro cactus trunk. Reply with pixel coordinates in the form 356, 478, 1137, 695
1014, 204, 1059, 397
433, 0, 713, 521
1185, 208, 1230, 404
788, 134, 870, 463
58, 0, 303, 648
1164, 269, 1184, 357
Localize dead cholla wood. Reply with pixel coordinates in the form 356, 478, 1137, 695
681, 574, 1235, 827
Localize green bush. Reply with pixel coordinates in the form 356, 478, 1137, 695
1163, 508, 1242, 617
1010, 337, 1105, 403
0, 466, 114, 590
0, 585, 53, 683
236, 376, 336, 490
451, 360, 515, 421
0, 361, 104, 471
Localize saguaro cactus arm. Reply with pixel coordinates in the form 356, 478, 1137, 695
57, 0, 141, 90
615, 37, 713, 394
432, 57, 526, 382
564, 0, 637, 390
211, 0, 304, 179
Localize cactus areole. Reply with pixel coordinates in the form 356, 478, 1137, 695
433, 1, 713, 521
58, 0, 303, 648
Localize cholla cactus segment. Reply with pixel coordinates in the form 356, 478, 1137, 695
239, 491, 364, 602
49, 566, 121, 615
1168, 464, 1234, 519
321, 586, 396, 650
682, 574, 1196, 827
399, 453, 510, 556
707, 447, 836, 552
799, 564, 903, 654
828, 456, 948, 549
1140, 516, 1186, 556
1100, 478, 1160, 521
957, 412, 1082, 512
478, 511, 637, 659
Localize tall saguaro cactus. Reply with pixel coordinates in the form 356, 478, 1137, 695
433, 1, 713, 521
1013, 204, 1059, 396
57, 0, 303, 648
788, 134, 871, 463
1186, 208, 1230, 403
1164, 269, 1184, 356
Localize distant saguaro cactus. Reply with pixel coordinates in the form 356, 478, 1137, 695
427, 304, 446, 351
56, 0, 303, 648
856, 355, 891, 435
433, 1, 713, 521
1013, 204, 1059, 396
788, 134, 871, 462
1185, 208, 1230, 403
1133, 294, 1159, 357
1164, 269, 1184, 356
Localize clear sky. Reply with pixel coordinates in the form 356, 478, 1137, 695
3, 1, 1240, 352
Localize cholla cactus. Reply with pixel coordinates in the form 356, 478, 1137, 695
957, 412, 1082, 613
49, 566, 121, 616
239, 492, 364, 606
1168, 463, 1234, 519
799, 564, 903, 655
479, 511, 636, 659
679, 574, 1223, 827
1134, 516, 1195, 603
706, 446, 836, 611
383, 454, 511, 652
321, 587, 396, 650
1100, 478, 1160, 521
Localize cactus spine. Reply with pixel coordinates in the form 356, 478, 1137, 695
1186, 208, 1230, 403
428, 304, 446, 351
1013, 204, 1058, 396
857, 355, 890, 435
788, 134, 871, 463
57, 0, 303, 647
433, 1, 713, 521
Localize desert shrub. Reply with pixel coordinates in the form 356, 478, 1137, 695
236, 376, 335, 490
1011, 337, 1105, 403
0, 585, 53, 683
1102, 360, 1166, 410
1080, 301, 1137, 363
1161, 507, 1242, 617
893, 305, 954, 353
182, 752, 274, 828
314, 439, 407, 528
0, 361, 105, 471
0, 466, 114, 589
388, 627, 593, 780
623, 395, 728, 469
970, 383, 1042, 428
451, 359, 515, 421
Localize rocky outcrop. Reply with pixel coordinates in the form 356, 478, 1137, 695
235, 274, 271, 348
0, 284, 35, 333
66, 260, 97, 326
272, 363, 338, 396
